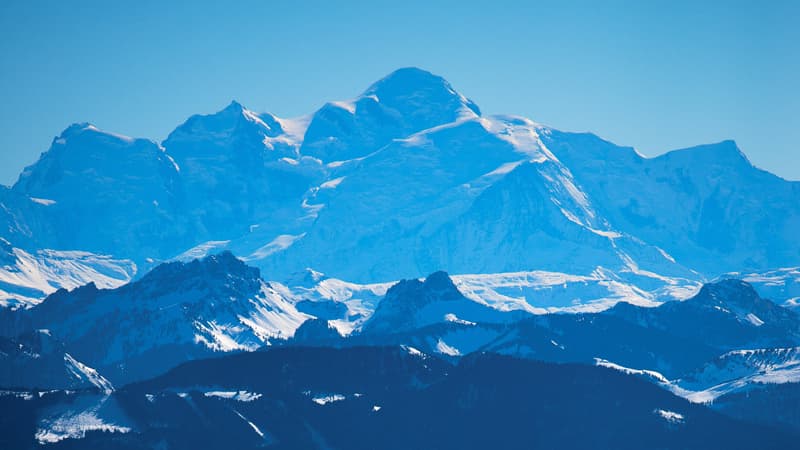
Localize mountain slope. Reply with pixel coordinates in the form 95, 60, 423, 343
252, 113, 691, 283
11, 123, 192, 260
8, 252, 308, 384
300, 67, 480, 161
679, 347, 800, 402
0, 238, 135, 308
542, 130, 800, 274
8, 347, 793, 450
0, 330, 112, 391
163, 101, 320, 239
361, 271, 515, 335
730, 267, 800, 309
607, 279, 800, 350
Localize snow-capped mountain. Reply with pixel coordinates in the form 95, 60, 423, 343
5, 252, 308, 384
279, 266, 700, 338
292, 275, 800, 378
2, 67, 799, 312
607, 279, 800, 349
469, 279, 800, 428
4, 258, 800, 446
361, 271, 516, 335
541, 132, 800, 275
3, 66, 800, 448
300, 67, 480, 161
11, 123, 193, 261
352, 271, 521, 357
162, 101, 320, 241
248, 110, 694, 283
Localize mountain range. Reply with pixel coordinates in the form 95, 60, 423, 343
2, 67, 800, 448
4, 346, 795, 450
3, 67, 800, 308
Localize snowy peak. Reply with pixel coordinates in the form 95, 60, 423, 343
161, 101, 314, 243
165, 100, 284, 148
383, 271, 464, 310
657, 140, 751, 168
143, 250, 261, 291
20, 252, 309, 383
301, 67, 480, 161
163, 100, 292, 167
55, 122, 137, 143
6, 122, 186, 259
56, 122, 99, 140
292, 318, 344, 344
13, 122, 171, 197
361, 271, 512, 336
362, 67, 481, 119
419, 270, 463, 299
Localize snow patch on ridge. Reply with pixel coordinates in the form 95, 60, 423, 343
30, 197, 56, 206
246, 233, 306, 260
233, 409, 269, 440
654, 409, 685, 424
444, 313, 475, 326
36, 411, 130, 444
312, 394, 346, 405
435, 339, 461, 356
595, 358, 671, 384
64, 354, 114, 393
320, 176, 346, 189
204, 390, 262, 402
452, 269, 687, 314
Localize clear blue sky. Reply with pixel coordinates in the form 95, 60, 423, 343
1, 0, 798, 184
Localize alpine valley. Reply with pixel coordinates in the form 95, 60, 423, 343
2, 68, 800, 449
